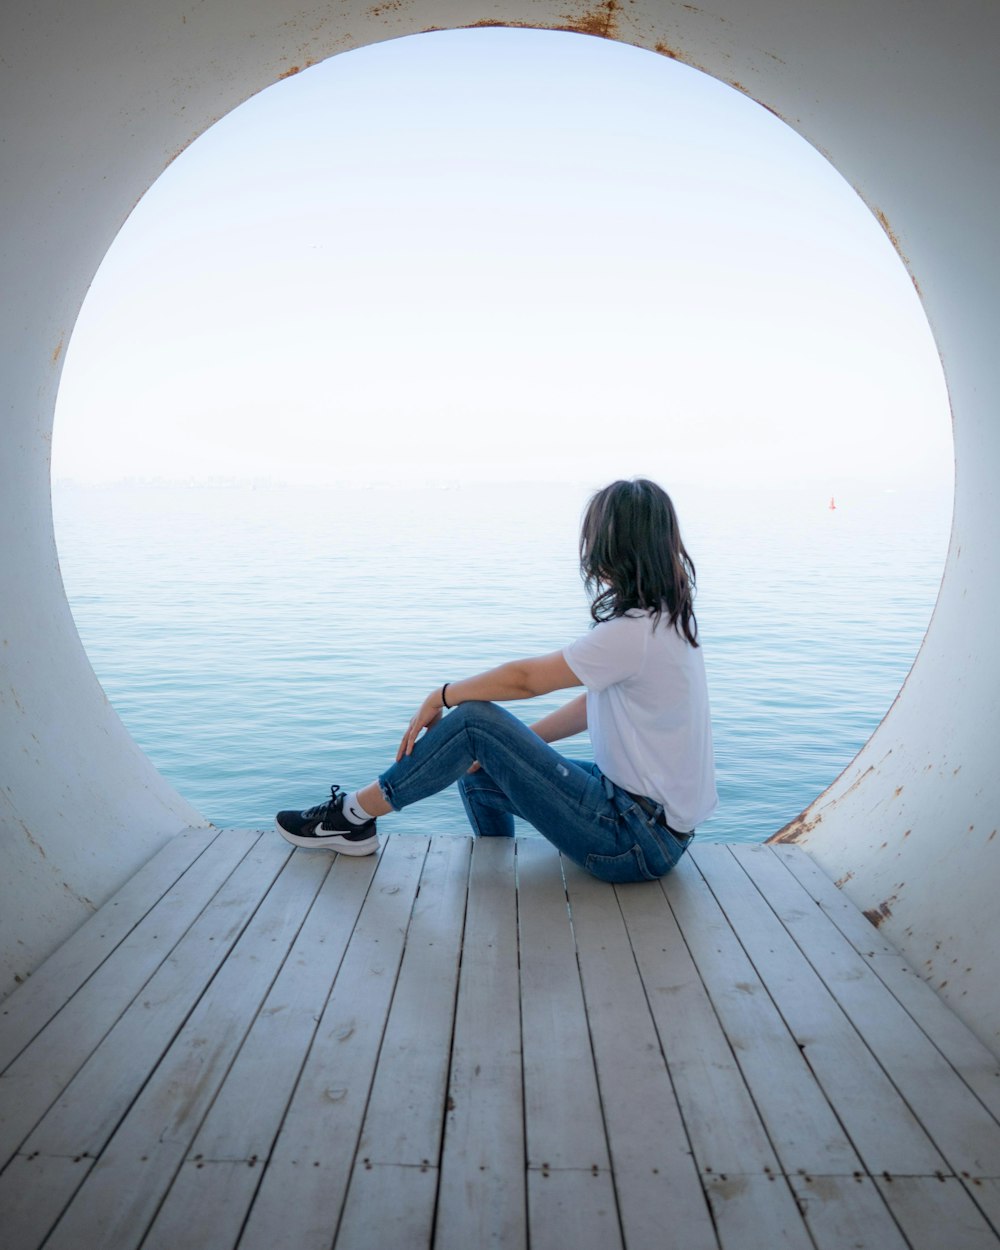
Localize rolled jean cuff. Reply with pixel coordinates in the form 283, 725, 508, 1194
376, 775, 403, 812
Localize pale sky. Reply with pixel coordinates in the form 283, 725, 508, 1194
52, 27, 953, 492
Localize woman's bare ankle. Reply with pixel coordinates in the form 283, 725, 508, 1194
357, 781, 392, 818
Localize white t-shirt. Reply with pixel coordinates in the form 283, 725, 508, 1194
563, 610, 717, 833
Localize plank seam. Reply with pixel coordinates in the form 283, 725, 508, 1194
515, 837, 529, 1236
326, 837, 431, 1250
555, 850, 628, 1249
960, 1175, 1000, 1240
422, 839, 473, 1246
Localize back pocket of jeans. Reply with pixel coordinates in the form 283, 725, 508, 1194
585, 844, 658, 884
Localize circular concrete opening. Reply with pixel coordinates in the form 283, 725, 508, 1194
51, 30, 951, 839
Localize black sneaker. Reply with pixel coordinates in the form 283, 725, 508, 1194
275, 785, 379, 856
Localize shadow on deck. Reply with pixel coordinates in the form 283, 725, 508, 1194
2, 829, 1000, 1249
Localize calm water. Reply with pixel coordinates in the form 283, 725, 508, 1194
52, 480, 951, 842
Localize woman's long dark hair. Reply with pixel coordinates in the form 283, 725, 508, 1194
580, 478, 699, 646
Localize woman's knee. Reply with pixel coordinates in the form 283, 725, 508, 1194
450, 700, 505, 730
447, 699, 511, 734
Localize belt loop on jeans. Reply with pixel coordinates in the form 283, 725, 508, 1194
625, 789, 661, 822
626, 789, 694, 841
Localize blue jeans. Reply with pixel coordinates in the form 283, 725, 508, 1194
378, 701, 692, 883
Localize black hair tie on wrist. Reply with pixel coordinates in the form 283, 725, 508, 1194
441, 682, 451, 709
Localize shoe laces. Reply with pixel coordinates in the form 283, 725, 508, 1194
302, 784, 343, 821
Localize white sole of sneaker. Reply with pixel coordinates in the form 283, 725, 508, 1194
275, 821, 379, 856
330, 835, 379, 856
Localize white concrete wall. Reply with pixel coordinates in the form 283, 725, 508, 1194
2, 0, 997, 1045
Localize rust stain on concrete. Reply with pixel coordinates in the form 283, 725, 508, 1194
842, 764, 876, 798
468, 0, 622, 38
21, 821, 47, 860
558, 0, 621, 39
773, 765, 880, 843
874, 207, 911, 268
876, 208, 896, 242
863, 896, 896, 928
465, 18, 534, 28
768, 809, 821, 844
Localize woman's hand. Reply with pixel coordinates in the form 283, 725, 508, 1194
396, 687, 446, 761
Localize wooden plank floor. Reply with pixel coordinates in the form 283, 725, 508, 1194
3, 829, 1000, 1250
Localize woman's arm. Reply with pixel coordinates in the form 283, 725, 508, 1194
530, 692, 588, 743
397, 650, 582, 759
